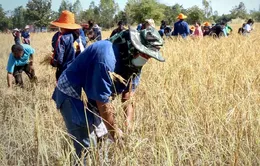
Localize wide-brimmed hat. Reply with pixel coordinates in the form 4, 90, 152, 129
145, 19, 155, 28
129, 26, 165, 62
190, 26, 195, 30
25, 25, 30, 29
50, 10, 81, 30
177, 13, 187, 19
203, 22, 210, 27
13, 28, 19, 32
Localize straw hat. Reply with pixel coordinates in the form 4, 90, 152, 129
13, 28, 19, 32
203, 22, 210, 27
25, 25, 30, 29
190, 26, 195, 30
145, 19, 155, 28
50, 10, 81, 30
177, 13, 187, 19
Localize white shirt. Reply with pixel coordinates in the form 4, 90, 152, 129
243, 24, 251, 32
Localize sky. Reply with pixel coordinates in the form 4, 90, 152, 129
0, 0, 259, 15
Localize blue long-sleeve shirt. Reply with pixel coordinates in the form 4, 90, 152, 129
51, 31, 76, 78
173, 20, 190, 38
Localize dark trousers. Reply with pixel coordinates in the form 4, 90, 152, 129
13, 64, 36, 87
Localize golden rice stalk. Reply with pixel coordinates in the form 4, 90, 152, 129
40, 53, 53, 66
108, 71, 127, 86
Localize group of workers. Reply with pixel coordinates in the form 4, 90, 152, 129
6, 10, 256, 163
157, 13, 254, 39
12, 25, 31, 45
6, 10, 165, 163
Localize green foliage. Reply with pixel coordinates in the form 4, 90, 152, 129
114, 11, 127, 25
78, 1, 100, 23
26, 0, 52, 29
12, 6, 27, 29
0, 0, 258, 31
162, 3, 184, 25
58, 0, 73, 14
125, 0, 164, 24
250, 11, 260, 22
73, 0, 83, 19
230, 2, 248, 19
214, 14, 234, 23
186, 6, 205, 24
0, 5, 12, 31
98, 0, 118, 28
202, 0, 212, 18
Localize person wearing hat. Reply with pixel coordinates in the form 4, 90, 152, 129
12, 28, 21, 45
143, 19, 155, 29
189, 26, 195, 35
110, 20, 126, 37
50, 10, 82, 80
52, 26, 165, 158
21, 25, 31, 45
6, 44, 37, 88
203, 22, 212, 36
172, 13, 190, 38
92, 23, 102, 41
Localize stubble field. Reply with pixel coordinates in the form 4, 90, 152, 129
0, 24, 260, 165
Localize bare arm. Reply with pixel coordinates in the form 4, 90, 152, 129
29, 54, 34, 64
7, 73, 13, 88
122, 91, 134, 131
96, 101, 121, 139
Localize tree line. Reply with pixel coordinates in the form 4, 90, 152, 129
0, 0, 260, 32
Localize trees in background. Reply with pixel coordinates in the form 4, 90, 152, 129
0, 0, 259, 31
230, 2, 248, 19
125, 0, 164, 25
12, 6, 27, 29
26, 0, 52, 31
0, 5, 12, 31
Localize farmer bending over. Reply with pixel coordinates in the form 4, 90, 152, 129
6, 44, 37, 88
52, 27, 165, 158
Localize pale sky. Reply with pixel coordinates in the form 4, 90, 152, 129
0, 0, 259, 15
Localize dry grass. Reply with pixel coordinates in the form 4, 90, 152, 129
1, 24, 260, 165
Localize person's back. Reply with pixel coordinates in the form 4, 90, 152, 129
51, 31, 77, 79
173, 20, 190, 38
93, 24, 102, 41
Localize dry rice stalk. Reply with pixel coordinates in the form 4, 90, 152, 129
40, 53, 53, 66
108, 71, 127, 86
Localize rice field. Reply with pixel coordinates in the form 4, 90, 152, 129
0, 24, 260, 165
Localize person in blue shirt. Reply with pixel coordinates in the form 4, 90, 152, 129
21, 25, 31, 45
136, 23, 142, 31
172, 13, 190, 38
50, 10, 82, 80
52, 27, 165, 158
6, 44, 37, 88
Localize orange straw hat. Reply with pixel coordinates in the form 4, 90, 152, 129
50, 10, 81, 29
190, 26, 195, 30
203, 22, 210, 27
177, 13, 187, 19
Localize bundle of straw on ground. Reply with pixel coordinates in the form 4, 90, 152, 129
1, 24, 260, 165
